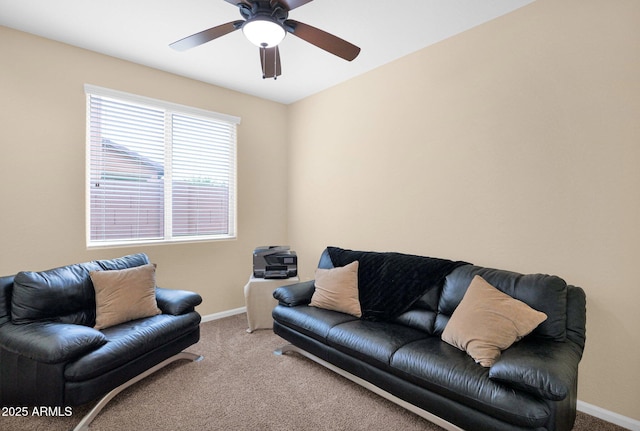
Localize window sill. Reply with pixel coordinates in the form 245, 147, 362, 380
87, 235, 237, 250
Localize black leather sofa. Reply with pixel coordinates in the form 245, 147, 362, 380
0, 253, 202, 430
272, 247, 586, 431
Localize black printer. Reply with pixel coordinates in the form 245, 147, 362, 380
253, 246, 297, 279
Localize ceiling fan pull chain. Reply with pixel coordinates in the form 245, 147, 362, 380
273, 46, 278, 80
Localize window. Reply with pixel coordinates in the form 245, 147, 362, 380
85, 85, 240, 247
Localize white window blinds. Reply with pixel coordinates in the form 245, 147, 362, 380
85, 85, 239, 247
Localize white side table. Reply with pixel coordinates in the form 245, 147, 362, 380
244, 275, 300, 332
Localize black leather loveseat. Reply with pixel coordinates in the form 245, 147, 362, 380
273, 247, 586, 431
0, 253, 202, 430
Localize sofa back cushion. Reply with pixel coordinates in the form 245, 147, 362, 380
317, 248, 334, 270
0, 276, 15, 326
11, 261, 102, 325
10, 253, 151, 326
321, 247, 468, 321
96, 253, 150, 271
436, 265, 567, 341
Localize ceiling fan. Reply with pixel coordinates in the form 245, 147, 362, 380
170, 0, 361, 80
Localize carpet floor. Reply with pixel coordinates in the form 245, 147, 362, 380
1, 313, 628, 431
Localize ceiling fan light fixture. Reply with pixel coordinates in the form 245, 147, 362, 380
242, 17, 286, 48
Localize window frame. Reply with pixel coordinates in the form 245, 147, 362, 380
85, 84, 240, 249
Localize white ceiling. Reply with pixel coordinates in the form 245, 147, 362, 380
0, 0, 535, 104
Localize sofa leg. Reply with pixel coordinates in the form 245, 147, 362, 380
73, 351, 203, 431
273, 344, 297, 356
274, 344, 465, 431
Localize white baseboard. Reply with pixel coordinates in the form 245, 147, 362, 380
578, 400, 640, 431
200, 308, 640, 430
201, 307, 246, 323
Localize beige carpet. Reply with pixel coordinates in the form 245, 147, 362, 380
1, 314, 627, 431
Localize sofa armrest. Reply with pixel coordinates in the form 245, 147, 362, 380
273, 280, 315, 306
0, 322, 106, 364
489, 338, 582, 401
566, 285, 586, 350
155, 287, 202, 315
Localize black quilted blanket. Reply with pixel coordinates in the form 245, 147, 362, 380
327, 247, 469, 321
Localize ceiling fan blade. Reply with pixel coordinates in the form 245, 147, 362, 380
272, 0, 314, 11
170, 21, 243, 51
260, 46, 282, 79
286, 20, 360, 61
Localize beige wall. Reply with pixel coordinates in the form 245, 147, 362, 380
0, 26, 289, 316
288, 0, 640, 421
2, 0, 639, 422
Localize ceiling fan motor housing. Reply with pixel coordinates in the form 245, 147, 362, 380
239, 1, 289, 23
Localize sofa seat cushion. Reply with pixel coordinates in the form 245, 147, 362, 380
272, 305, 358, 343
390, 338, 550, 428
327, 320, 428, 370
64, 312, 200, 382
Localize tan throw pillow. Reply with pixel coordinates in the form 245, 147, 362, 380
91, 263, 161, 330
441, 275, 547, 367
310, 261, 362, 318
